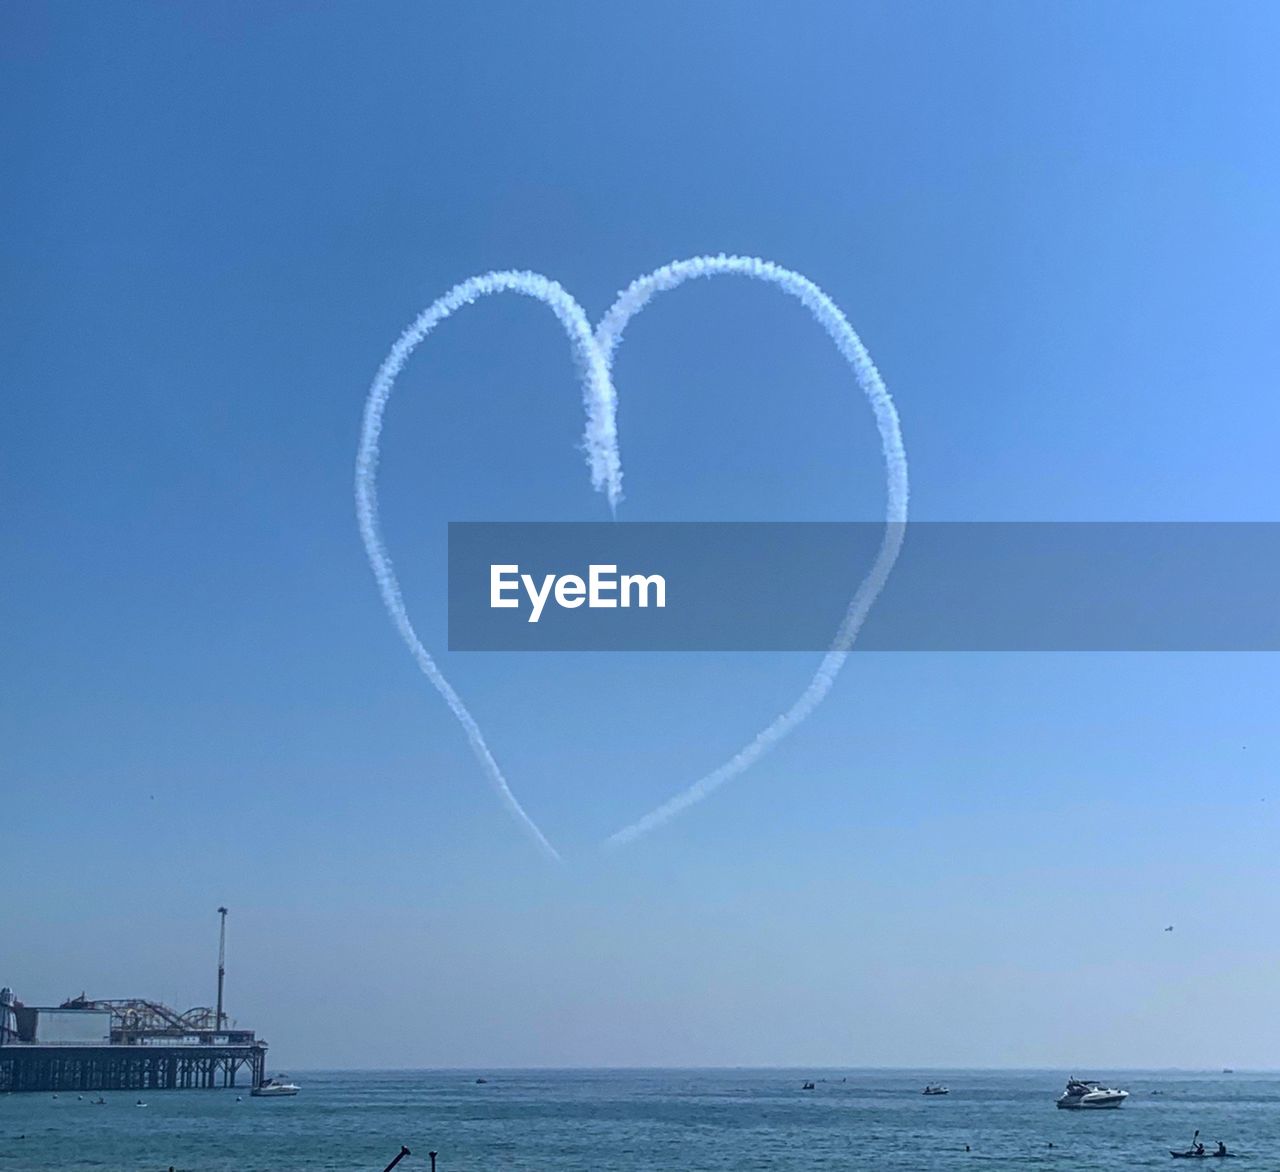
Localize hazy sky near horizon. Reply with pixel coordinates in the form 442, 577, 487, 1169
4, 1, 1280, 1070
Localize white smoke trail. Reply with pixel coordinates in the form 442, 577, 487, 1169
358, 258, 906, 860
355, 271, 621, 863
596, 255, 908, 848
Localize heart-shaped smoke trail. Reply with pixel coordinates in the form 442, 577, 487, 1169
594, 256, 908, 847
355, 256, 907, 861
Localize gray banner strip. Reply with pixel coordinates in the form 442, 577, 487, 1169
447, 522, 1280, 651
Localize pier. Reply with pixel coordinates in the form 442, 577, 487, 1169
0, 1038, 265, 1093
0, 909, 271, 1094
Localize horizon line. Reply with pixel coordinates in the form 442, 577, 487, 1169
272, 1064, 1279, 1074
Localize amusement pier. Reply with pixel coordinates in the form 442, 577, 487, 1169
0, 908, 271, 1093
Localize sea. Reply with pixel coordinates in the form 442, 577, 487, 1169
2, 1069, 1276, 1172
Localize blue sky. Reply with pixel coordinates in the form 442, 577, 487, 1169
3, 1, 1279, 1068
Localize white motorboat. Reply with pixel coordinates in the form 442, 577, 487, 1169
251, 1077, 300, 1097
1055, 1077, 1128, 1109
923, 1084, 950, 1095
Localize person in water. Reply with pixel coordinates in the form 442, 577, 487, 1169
1215, 1141, 1228, 1156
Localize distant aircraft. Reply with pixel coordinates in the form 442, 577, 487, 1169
1165, 925, 1174, 932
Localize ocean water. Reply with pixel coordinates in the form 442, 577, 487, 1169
2, 1069, 1277, 1172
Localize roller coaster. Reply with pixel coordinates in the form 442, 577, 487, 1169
57, 995, 231, 1042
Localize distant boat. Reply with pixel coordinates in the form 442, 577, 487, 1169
251, 1078, 299, 1098
475, 1078, 488, 1084
1222, 1068, 1234, 1074
1056, 1078, 1128, 1109
923, 1084, 950, 1096
801, 1081, 815, 1090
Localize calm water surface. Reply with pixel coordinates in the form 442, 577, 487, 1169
2, 1069, 1276, 1171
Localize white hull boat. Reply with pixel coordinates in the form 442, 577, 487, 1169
251, 1078, 299, 1097
1056, 1078, 1128, 1109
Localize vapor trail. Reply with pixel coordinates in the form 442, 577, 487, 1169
359, 258, 906, 860
596, 255, 909, 848
356, 271, 621, 863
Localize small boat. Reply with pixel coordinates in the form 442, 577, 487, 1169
1055, 1078, 1128, 1109
801, 1081, 815, 1090
251, 1078, 300, 1097
923, 1084, 950, 1095
1171, 1132, 1234, 1159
